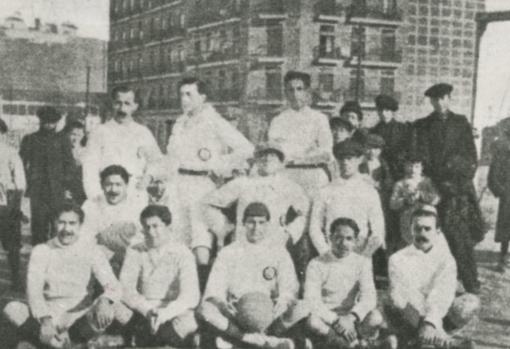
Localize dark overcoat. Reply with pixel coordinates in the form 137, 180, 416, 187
371, 119, 411, 179
488, 139, 510, 242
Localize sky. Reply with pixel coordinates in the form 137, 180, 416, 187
0, 0, 109, 40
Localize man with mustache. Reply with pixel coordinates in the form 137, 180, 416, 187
81, 165, 146, 272
2, 202, 121, 348
20, 106, 75, 245
83, 85, 162, 200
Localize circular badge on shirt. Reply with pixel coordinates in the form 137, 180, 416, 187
198, 148, 212, 161
263, 266, 277, 281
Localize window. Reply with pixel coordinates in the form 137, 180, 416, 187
380, 70, 395, 95
351, 26, 365, 57
381, 29, 397, 61
267, 25, 283, 56
319, 73, 334, 92
319, 25, 335, 58
266, 70, 282, 99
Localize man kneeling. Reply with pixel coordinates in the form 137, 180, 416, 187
3, 203, 121, 348
305, 217, 397, 349
387, 206, 480, 349
117, 205, 200, 347
198, 202, 309, 349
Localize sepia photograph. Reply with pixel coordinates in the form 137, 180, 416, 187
0, 0, 510, 348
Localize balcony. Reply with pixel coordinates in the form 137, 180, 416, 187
186, 49, 241, 69
254, 0, 287, 21
314, 0, 345, 22
210, 89, 242, 103
347, 2, 403, 26
313, 46, 345, 65
343, 90, 401, 107
348, 49, 402, 69
247, 88, 284, 105
188, 7, 242, 29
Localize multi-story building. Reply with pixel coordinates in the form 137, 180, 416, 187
0, 13, 107, 145
400, 0, 485, 120
108, 0, 482, 146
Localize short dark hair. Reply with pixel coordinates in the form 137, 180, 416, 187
340, 101, 363, 121
111, 85, 137, 101
411, 209, 439, 227
140, 205, 172, 226
329, 217, 360, 237
242, 202, 271, 223
284, 71, 311, 89
178, 77, 209, 97
54, 201, 85, 224
329, 117, 354, 132
0, 118, 7, 134
100, 165, 130, 184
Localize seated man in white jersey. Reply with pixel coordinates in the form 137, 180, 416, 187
117, 205, 199, 347
202, 142, 309, 281
387, 206, 480, 349
305, 217, 397, 349
310, 140, 385, 258
268, 71, 333, 198
198, 202, 310, 349
82, 85, 161, 200
3, 203, 121, 349
81, 165, 146, 273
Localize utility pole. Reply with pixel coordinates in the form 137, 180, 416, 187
354, 23, 364, 102
85, 65, 91, 115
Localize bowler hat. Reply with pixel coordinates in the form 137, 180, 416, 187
375, 95, 399, 111
424, 83, 453, 98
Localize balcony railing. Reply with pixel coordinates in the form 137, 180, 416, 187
347, 2, 403, 23
254, 0, 286, 20
187, 49, 241, 67
314, 0, 345, 21
210, 89, 242, 102
188, 7, 242, 28
313, 46, 344, 64
247, 88, 283, 103
350, 48, 402, 67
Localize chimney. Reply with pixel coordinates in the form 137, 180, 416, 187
34, 18, 41, 30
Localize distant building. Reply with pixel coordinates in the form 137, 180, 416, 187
108, 0, 483, 146
400, 0, 485, 119
0, 14, 108, 145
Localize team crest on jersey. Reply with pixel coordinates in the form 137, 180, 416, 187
198, 148, 212, 161
263, 266, 277, 281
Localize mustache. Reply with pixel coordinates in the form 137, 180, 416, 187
116, 111, 127, 117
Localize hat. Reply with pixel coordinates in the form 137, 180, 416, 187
236, 292, 274, 333
329, 117, 354, 132
36, 106, 62, 123
333, 140, 364, 159
284, 70, 311, 88
255, 141, 285, 161
340, 101, 363, 120
424, 83, 453, 98
375, 95, 399, 111
365, 134, 385, 149
243, 202, 271, 222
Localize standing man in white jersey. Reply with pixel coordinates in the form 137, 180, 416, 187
83, 85, 162, 200
166, 77, 254, 276
268, 71, 333, 198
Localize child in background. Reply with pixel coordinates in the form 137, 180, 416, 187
328, 117, 354, 180
389, 154, 440, 247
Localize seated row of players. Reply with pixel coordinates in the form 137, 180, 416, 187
3, 200, 478, 349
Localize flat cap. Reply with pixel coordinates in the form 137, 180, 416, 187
329, 117, 354, 132
375, 94, 399, 111
36, 106, 62, 123
333, 139, 364, 159
424, 83, 453, 98
365, 134, 385, 148
340, 101, 363, 120
255, 141, 285, 161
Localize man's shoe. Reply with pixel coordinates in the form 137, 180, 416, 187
263, 336, 295, 349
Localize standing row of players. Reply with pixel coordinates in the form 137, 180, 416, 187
0, 70, 482, 348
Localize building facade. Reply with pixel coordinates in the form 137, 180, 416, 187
0, 14, 107, 145
108, 0, 483, 147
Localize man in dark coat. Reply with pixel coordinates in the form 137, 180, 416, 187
20, 106, 75, 245
412, 83, 483, 294
371, 94, 411, 180
488, 117, 510, 272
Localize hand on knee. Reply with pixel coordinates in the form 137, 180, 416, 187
92, 298, 115, 331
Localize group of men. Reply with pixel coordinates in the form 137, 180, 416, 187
0, 71, 483, 349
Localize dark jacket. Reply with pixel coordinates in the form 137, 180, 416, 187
488, 139, 510, 242
19, 130, 75, 208
412, 110, 484, 242
370, 119, 411, 179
